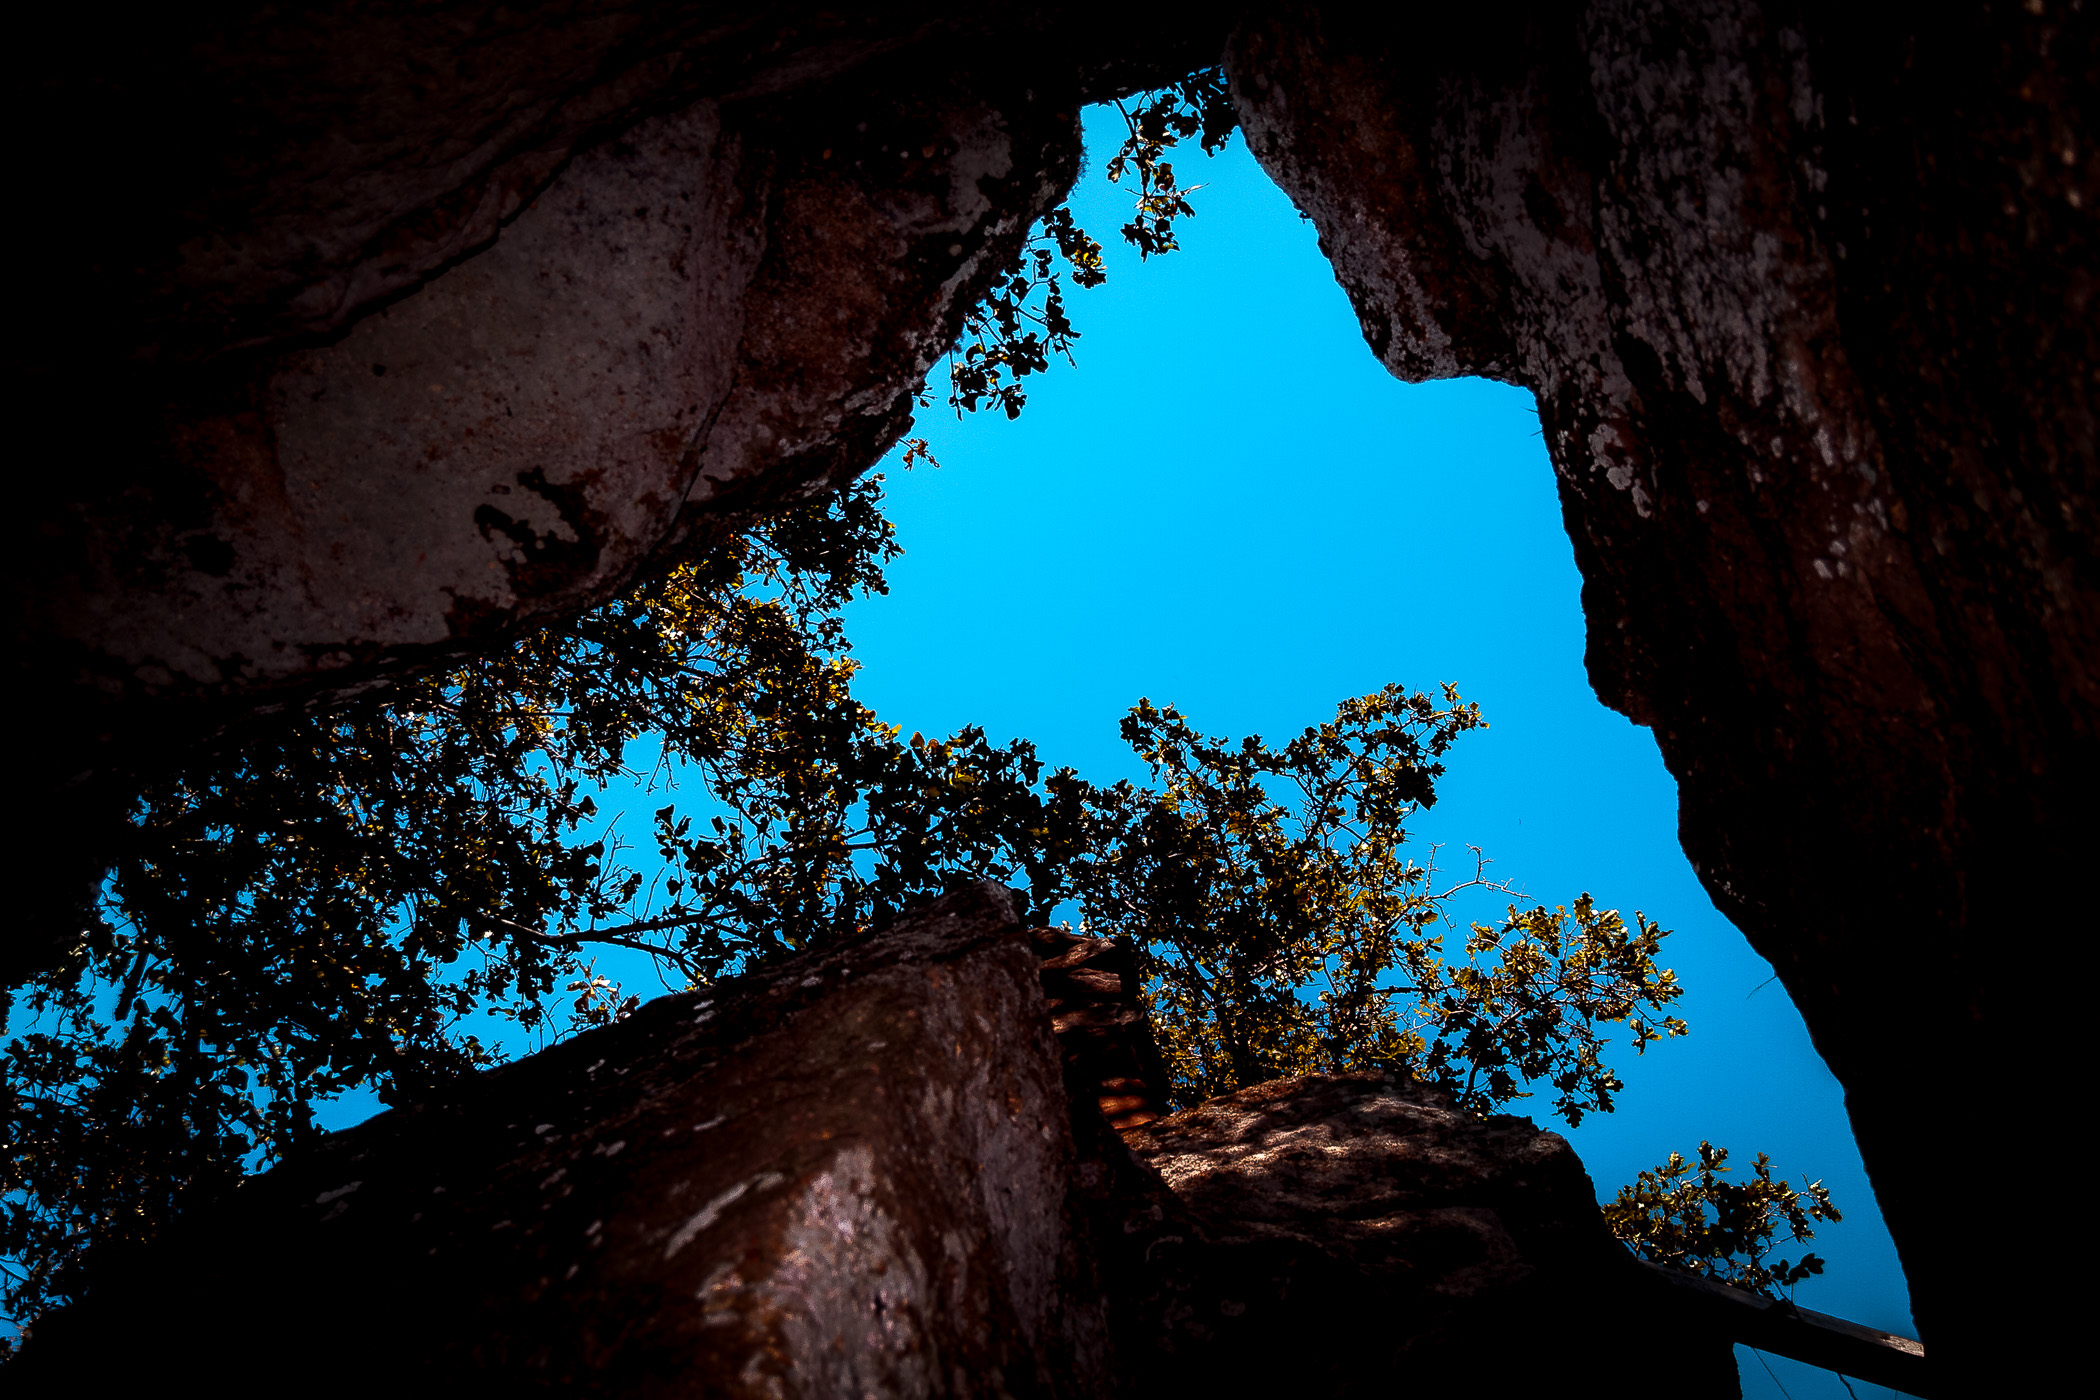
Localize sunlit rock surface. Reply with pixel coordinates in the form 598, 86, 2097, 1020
1093, 1071, 1739, 1395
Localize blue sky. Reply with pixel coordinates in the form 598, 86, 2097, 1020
263, 104, 1917, 1395
0, 92, 1919, 1390
826, 109, 1917, 1395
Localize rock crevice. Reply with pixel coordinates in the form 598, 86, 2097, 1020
1228, 6, 2093, 1384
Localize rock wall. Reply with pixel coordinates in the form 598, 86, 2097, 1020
29, 84, 1063, 713
1228, 3, 2093, 1388
15, 27, 1088, 746
1106, 1072, 1740, 1395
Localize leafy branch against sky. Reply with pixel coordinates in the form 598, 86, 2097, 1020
947, 69, 1234, 419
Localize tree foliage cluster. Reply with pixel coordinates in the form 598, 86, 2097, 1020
1062, 694, 1685, 1121
948, 69, 1234, 418
0, 470, 1689, 1323
2, 480, 907, 1327
2, 70, 1835, 1343
1604, 1142, 1843, 1297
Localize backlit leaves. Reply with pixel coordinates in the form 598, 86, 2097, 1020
1058, 691, 1688, 1117
3, 479, 908, 1332
948, 69, 1236, 417
1105, 69, 1236, 260
1603, 1142, 1843, 1298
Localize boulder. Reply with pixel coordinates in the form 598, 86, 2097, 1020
1095, 1071, 1740, 1395
1020, 925, 1740, 1389
9, 882, 1113, 1398
17, 67, 1078, 763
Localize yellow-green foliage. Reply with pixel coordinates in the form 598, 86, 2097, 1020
1604, 1142, 1842, 1298
1056, 690, 1686, 1119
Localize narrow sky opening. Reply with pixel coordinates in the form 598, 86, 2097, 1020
258, 102, 1920, 1397
829, 109, 1914, 1395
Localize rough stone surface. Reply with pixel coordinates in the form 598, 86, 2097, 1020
20, 71, 1076, 728
8, 883, 1112, 1397
13, 2, 1228, 727
1228, 4, 2094, 1386
1129, 1074, 1618, 1289
1032, 929, 1172, 1130
12, 5, 1225, 373
1089, 1071, 1739, 1395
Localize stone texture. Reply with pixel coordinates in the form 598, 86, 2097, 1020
8, 883, 1113, 1397
20, 70, 1077, 735
11, 5, 1225, 373
1228, 4, 2094, 1387
1090, 1071, 1739, 1395
1031, 929, 1172, 1131
13, 3, 1230, 730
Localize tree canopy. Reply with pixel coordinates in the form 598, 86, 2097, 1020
1, 70, 1837, 1342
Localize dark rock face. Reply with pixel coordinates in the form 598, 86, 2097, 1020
12, 888, 1741, 1394
13, 5, 1223, 374
19, 70, 1076, 734
1129, 1074, 1619, 1295
1229, 3, 2094, 1385
10, 5, 1230, 922
9, 883, 1113, 1397
1097, 1072, 1739, 1396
